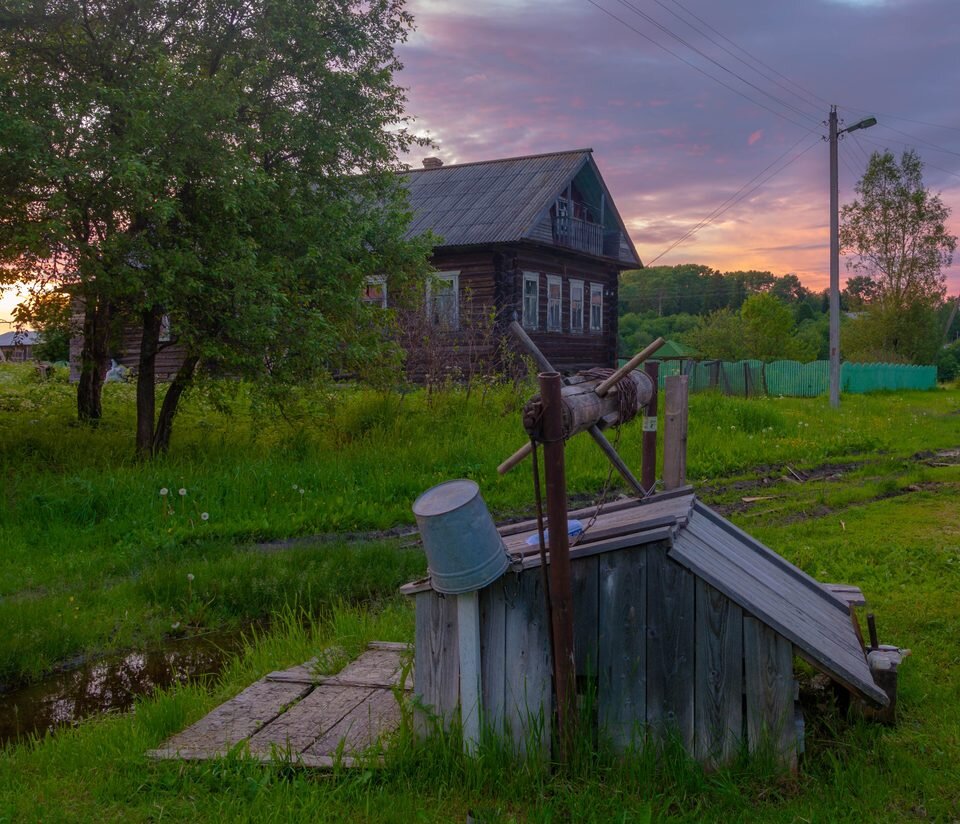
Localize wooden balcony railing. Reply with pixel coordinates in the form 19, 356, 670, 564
552, 215, 604, 256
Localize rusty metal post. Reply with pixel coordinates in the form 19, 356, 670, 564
539, 370, 576, 760
641, 361, 659, 494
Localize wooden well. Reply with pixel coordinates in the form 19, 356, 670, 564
402, 490, 889, 770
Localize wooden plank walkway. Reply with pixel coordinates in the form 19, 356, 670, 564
147, 642, 411, 768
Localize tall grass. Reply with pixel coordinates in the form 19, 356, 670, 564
1, 360, 957, 683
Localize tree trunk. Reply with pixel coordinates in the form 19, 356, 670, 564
77, 296, 111, 423
135, 306, 162, 459
152, 355, 200, 454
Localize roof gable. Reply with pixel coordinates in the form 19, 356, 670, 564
400, 149, 640, 265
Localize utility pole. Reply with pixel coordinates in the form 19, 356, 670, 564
829, 106, 840, 409
828, 107, 877, 409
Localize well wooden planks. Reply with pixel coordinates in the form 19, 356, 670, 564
414, 591, 459, 734
246, 685, 371, 757
503, 569, 552, 757
694, 580, 743, 768
147, 679, 312, 759
743, 617, 796, 770
597, 546, 646, 750
571, 555, 599, 679
480, 576, 508, 734
304, 688, 402, 757
645, 542, 695, 751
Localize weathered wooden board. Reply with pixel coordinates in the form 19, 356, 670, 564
147, 679, 312, 759
480, 576, 508, 734
571, 555, 599, 678
246, 685, 371, 756
304, 688, 403, 757
325, 648, 409, 689
743, 617, 796, 771
149, 643, 411, 766
671, 506, 887, 707
645, 542, 695, 751
597, 546, 646, 750
503, 569, 552, 757
414, 591, 459, 734
694, 579, 743, 768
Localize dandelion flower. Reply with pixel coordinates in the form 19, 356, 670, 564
160, 488, 169, 496
293, 484, 299, 490
299, 488, 305, 495
187, 573, 195, 582
171, 622, 181, 630
178, 488, 187, 497
201, 512, 209, 521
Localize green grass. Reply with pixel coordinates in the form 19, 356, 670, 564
1, 362, 958, 682
1, 365, 959, 820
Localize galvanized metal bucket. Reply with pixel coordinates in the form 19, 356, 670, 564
412, 479, 510, 595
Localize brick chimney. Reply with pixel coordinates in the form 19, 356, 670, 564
422, 157, 443, 169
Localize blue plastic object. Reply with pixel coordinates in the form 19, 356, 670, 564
525, 519, 585, 546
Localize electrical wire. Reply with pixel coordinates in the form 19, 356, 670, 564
667, 0, 831, 112
645, 136, 820, 265
607, 0, 822, 127
875, 124, 960, 160
856, 134, 960, 181
840, 103, 960, 136
652, 0, 823, 121
583, 0, 820, 134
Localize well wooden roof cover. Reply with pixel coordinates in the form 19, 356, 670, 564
400, 489, 885, 706
399, 149, 639, 264
670, 502, 888, 707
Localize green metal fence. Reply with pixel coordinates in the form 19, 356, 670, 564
622, 358, 937, 397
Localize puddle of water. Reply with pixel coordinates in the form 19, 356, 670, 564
0, 629, 250, 747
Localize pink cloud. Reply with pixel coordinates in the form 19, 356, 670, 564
748, 129, 764, 146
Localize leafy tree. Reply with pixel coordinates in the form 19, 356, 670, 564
0, 0, 431, 455
843, 275, 880, 310
12, 290, 70, 361
618, 311, 698, 355
682, 308, 747, 361
840, 149, 956, 363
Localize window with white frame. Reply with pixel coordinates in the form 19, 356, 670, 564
590, 282, 603, 332
522, 272, 539, 330
546, 275, 562, 332
361, 276, 387, 308
428, 271, 459, 329
569, 279, 584, 333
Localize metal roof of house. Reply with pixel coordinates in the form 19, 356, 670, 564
399, 149, 639, 264
0, 330, 39, 347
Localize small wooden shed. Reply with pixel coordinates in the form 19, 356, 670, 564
402, 489, 887, 769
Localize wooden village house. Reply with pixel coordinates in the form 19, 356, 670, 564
69, 148, 641, 381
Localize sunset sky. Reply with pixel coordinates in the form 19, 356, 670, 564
3, 0, 959, 328
397, 0, 960, 293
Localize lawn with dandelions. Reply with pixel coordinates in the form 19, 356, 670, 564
0, 360, 957, 684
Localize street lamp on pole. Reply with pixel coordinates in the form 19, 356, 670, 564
829, 106, 877, 409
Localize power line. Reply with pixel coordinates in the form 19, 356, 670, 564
608, 0, 822, 127
655, 0, 825, 119
841, 103, 960, 136
875, 123, 960, 160
856, 134, 960, 181
583, 0, 820, 134
645, 136, 821, 265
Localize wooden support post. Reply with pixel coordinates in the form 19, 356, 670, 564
641, 361, 659, 494
457, 591, 482, 754
663, 375, 689, 491
539, 371, 576, 761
